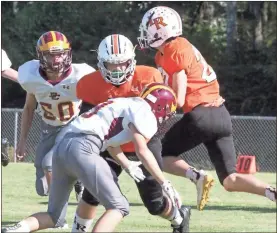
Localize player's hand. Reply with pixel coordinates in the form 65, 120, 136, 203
161, 180, 182, 208
124, 161, 146, 182
16, 142, 26, 161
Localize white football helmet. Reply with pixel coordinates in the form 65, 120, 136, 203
97, 34, 136, 85
138, 6, 182, 49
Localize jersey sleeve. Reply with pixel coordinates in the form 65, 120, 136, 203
128, 100, 157, 139
78, 64, 95, 81
1, 49, 12, 71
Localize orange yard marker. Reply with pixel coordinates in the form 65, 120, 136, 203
236, 155, 257, 174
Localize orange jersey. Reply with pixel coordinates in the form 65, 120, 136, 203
155, 37, 222, 113
76, 65, 163, 152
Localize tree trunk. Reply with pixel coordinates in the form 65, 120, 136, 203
250, 2, 264, 51
226, 1, 237, 60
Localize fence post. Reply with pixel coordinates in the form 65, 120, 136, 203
14, 111, 18, 163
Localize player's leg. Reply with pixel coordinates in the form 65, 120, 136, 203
2, 138, 75, 233
1, 138, 10, 167
72, 150, 124, 232
35, 135, 53, 196
204, 105, 277, 202
70, 134, 129, 232
134, 136, 191, 233
135, 162, 191, 233
162, 111, 214, 210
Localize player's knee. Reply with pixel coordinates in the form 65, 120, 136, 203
107, 196, 129, 217
222, 173, 237, 192
119, 197, 130, 217
36, 176, 49, 196
48, 213, 66, 228
144, 196, 166, 215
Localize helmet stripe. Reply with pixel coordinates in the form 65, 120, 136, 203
55, 31, 64, 41
43, 32, 54, 44
112, 34, 119, 54
51, 31, 56, 41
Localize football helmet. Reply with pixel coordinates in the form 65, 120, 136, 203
97, 34, 136, 85
36, 31, 72, 73
138, 6, 182, 49
140, 83, 177, 125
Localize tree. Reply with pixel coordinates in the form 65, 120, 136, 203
226, 1, 237, 60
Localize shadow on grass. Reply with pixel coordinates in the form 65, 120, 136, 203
191, 205, 276, 213
38, 202, 144, 207
38, 202, 274, 213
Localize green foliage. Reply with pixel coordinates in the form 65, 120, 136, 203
1, 2, 276, 115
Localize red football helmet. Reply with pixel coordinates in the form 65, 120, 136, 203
36, 31, 72, 74
140, 83, 177, 125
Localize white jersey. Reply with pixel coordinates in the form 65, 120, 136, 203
57, 97, 157, 151
18, 60, 95, 126
1, 49, 12, 71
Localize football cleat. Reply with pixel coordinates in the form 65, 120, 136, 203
196, 170, 214, 211
171, 205, 191, 233
74, 180, 84, 202
2, 223, 26, 232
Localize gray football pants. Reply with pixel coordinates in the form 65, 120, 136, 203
35, 121, 63, 196
48, 133, 129, 227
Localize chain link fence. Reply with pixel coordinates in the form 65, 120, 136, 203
1, 108, 276, 172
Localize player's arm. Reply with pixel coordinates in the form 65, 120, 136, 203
172, 70, 187, 108
17, 93, 37, 158
128, 123, 166, 184
107, 146, 146, 182
1, 68, 18, 83
1, 49, 18, 82
107, 146, 132, 168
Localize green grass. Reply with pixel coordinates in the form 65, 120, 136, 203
2, 163, 276, 232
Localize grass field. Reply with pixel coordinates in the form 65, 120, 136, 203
1, 163, 276, 232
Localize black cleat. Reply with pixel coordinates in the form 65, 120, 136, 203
172, 205, 191, 233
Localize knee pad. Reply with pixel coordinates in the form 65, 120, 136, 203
145, 196, 167, 215
136, 175, 166, 216
36, 175, 49, 196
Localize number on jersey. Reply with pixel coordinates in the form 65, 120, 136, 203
192, 45, 217, 83
81, 100, 124, 140
40, 102, 75, 121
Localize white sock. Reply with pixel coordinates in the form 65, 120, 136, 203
168, 206, 183, 227
185, 167, 200, 184
265, 186, 276, 202
71, 214, 94, 232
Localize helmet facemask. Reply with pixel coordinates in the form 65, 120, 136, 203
97, 54, 136, 86
37, 47, 72, 74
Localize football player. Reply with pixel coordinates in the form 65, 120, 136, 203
137, 6, 277, 207
73, 34, 191, 233
2, 84, 188, 233
15, 31, 95, 204
1, 49, 18, 82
